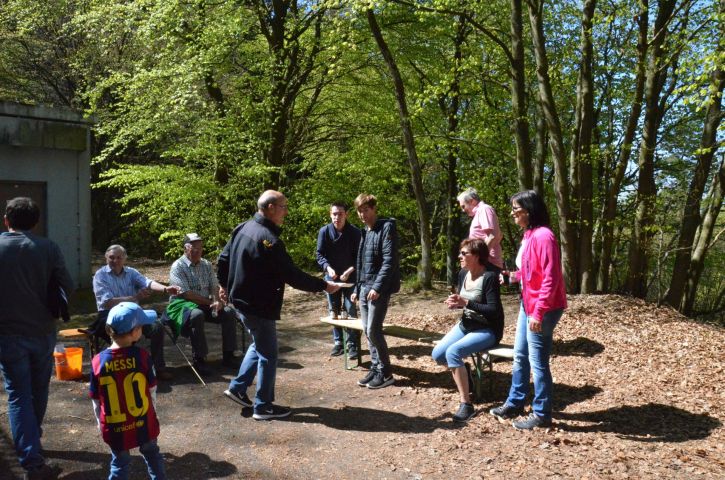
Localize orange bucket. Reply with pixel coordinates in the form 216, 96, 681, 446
54, 347, 83, 380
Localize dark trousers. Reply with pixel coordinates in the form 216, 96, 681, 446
180, 306, 238, 360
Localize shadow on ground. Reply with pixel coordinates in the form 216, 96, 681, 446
278, 405, 454, 433
557, 403, 722, 442
553, 337, 604, 357
44, 449, 237, 479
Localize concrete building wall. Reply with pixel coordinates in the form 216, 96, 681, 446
0, 102, 92, 288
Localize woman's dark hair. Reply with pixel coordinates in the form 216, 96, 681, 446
510, 190, 550, 229
460, 238, 488, 266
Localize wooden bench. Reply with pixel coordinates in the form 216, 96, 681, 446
469, 344, 514, 401
320, 317, 443, 370
320, 316, 514, 400
58, 328, 97, 360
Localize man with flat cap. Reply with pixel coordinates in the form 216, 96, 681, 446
167, 233, 240, 374
218, 190, 340, 420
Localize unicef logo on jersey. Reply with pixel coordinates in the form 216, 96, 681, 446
113, 419, 145, 433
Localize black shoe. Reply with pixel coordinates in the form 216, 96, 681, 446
367, 372, 394, 389
348, 345, 359, 360
23, 463, 61, 480
253, 404, 291, 420
512, 413, 552, 430
489, 404, 524, 422
192, 358, 212, 376
224, 389, 252, 408
357, 370, 376, 386
330, 344, 344, 357
452, 402, 477, 422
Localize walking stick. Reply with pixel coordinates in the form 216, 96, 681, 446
160, 323, 207, 387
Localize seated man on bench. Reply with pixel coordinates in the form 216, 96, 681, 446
431, 238, 504, 423
167, 233, 240, 375
92, 244, 180, 380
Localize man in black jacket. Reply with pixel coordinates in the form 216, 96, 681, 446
351, 193, 400, 390
218, 190, 340, 420
0, 197, 73, 479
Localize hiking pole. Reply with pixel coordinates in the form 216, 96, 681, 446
160, 324, 207, 387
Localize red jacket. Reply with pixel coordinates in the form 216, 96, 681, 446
517, 226, 567, 321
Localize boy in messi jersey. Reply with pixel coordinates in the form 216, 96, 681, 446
89, 302, 166, 480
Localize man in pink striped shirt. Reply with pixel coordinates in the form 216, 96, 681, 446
457, 188, 503, 273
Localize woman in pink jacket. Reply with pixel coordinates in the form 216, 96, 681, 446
489, 190, 567, 429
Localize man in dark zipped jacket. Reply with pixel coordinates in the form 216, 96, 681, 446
351, 194, 399, 390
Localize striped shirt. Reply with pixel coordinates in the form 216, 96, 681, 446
93, 265, 152, 311
169, 255, 217, 299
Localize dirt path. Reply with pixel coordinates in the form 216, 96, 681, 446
1, 282, 723, 479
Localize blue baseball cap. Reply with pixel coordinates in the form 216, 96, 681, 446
106, 302, 158, 334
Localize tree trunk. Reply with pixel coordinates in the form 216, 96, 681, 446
441, 17, 467, 287
367, 9, 433, 288
527, 0, 576, 290
683, 156, 725, 314
626, 0, 677, 298
511, 0, 533, 191
573, 0, 597, 293
533, 90, 547, 197
598, 0, 648, 292
665, 0, 724, 310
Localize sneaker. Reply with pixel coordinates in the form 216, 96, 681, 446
330, 344, 344, 357
23, 462, 61, 480
224, 389, 253, 408
357, 370, 376, 386
252, 404, 292, 420
512, 413, 552, 430
347, 345, 359, 360
340, 311, 349, 320
452, 402, 477, 422
329, 312, 339, 320
366, 372, 394, 389
489, 404, 524, 422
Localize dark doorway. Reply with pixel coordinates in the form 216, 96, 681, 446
0, 181, 47, 235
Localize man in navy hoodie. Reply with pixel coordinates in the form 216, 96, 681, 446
316, 202, 362, 359
218, 190, 340, 420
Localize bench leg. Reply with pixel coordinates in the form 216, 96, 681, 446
470, 353, 484, 402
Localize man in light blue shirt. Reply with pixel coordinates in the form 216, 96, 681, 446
92, 244, 180, 380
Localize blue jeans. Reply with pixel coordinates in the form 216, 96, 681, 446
228, 313, 277, 411
0, 333, 55, 471
359, 287, 391, 376
325, 276, 360, 346
431, 323, 497, 368
109, 440, 166, 480
505, 303, 563, 420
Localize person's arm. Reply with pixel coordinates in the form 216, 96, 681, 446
91, 398, 101, 429
371, 220, 397, 294
148, 280, 180, 296
530, 230, 559, 322
51, 243, 75, 297
464, 273, 503, 321
315, 227, 336, 278
270, 238, 339, 293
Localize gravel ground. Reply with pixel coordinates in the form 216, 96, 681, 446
0, 262, 723, 479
